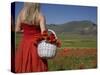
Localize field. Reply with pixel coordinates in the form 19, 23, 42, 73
16, 33, 97, 71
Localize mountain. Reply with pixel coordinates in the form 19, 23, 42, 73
47, 20, 97, 35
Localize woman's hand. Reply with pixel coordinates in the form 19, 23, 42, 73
41, 30, 48, 40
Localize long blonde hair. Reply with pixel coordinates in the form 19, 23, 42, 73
22, 2, 40, 25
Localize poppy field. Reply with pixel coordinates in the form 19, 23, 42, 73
16, 33, 97, 71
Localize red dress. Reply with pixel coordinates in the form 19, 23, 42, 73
15, 23, 48, 73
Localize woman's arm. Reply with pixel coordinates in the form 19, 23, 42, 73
39, 14, 47, 34
15, 11, 23, 32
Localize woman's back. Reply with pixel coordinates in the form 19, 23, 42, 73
21, 22, 41, 36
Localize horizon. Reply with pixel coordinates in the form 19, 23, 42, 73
46, 20, 97, 25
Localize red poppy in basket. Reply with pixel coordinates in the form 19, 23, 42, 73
42, 30, 61, 47
47, 33, 56, 43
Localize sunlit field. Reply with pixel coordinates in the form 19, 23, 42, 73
16, 33, 97, 71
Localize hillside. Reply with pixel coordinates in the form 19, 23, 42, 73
47, 20, 97, 35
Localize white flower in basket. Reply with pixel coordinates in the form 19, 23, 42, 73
37, 29, 57, 59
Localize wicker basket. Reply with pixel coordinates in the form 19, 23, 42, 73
37, 29, 57, 59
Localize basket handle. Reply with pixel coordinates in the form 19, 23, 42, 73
48, 29, 57, 39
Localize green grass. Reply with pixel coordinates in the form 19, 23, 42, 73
16, 33, 97, 48
15, 33, 97, 71
57, 33, 97, 48
48, 55, 97, 71
16, 33, 23, 47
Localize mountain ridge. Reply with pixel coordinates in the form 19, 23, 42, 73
47, 20, 97, 35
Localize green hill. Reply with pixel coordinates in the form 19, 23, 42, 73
47, 20, 97, 35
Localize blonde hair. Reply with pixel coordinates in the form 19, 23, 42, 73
23, 2, 40, 25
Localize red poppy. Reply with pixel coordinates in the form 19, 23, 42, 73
49, 33, 56, 43
41, 30, 61, 47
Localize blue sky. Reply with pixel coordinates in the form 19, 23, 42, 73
15, 2, 97, 24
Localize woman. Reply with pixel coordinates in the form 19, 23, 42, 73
15, 3, 48, 73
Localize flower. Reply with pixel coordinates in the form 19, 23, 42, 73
41, 30, 61, 47
48, 33, 56, 43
